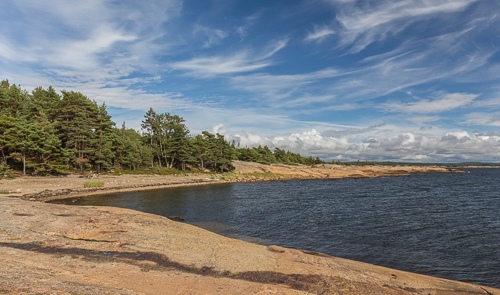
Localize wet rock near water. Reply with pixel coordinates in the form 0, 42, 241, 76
167, 216, 185, 222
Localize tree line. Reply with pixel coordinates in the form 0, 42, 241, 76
0, 80, 325, 177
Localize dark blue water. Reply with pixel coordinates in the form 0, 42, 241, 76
62, 168, 500, 288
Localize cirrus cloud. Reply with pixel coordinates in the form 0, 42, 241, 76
381, 93, 479, 113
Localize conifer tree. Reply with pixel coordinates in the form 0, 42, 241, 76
0, 114, 15, 165
192, 134, 209, 169
177, 136, 195, 171
30, 86, 60, 121
56, 91, 99, 173
166, 120, 189, 168
115, 122, 144, 170
93, 103, 116, 172
141, 108, 158, 167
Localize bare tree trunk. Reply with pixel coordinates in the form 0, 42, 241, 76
1, 149, 6, 165
22, 153, 26, 176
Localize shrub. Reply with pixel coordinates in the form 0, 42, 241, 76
83, 180, 104, 188
0, 164, 13, 179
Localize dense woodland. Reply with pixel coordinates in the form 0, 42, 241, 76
0, 80, 326, 177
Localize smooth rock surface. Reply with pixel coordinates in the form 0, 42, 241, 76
0, 195, 498, 294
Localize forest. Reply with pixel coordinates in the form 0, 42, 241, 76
0, 80, 326, 177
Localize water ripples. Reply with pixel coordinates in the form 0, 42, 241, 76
67, 168, 500, 288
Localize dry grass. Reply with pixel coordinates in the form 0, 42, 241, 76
83, 180, 104, 188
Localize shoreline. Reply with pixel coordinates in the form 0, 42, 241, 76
1, 193, 498, 294
1, 161, 467, 202
1, 162, 499, 294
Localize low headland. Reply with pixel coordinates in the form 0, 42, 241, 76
1, 162, 498, 294
1, 161, 466, 202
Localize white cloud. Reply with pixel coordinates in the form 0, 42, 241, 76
193, 25, 228, 48
2, 0, 500, 165
227, 17, 494, 109
212, 123, 226, 135
50, 25, 137, 70
443, 131, 471, 140
465, 113, 500, 127
305, 25, 335, 42
170, 53, 271, 76
322, 122, 386, 137
474, 97, 500, 108
325, 0, 356, 3
1, 0, 181, 70
230, 67, 342, 100
382, 93, 479, 113
262, 39, 289, 59
170, 39, 288, 76
224, 128, 500, 162
408, 116, 441, 123
321, 102, 367, 111
277, 94, 337, 108
333, 0, 478, 53
236, 26, 246, 40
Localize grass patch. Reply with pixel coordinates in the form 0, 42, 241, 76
83, 180, 104, 188
0, 189, 10, 194
41, 189, 52, 193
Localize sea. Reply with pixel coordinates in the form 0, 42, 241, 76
57, 168, 500, 288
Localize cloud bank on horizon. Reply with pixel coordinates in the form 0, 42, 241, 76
1, 0, 500, 162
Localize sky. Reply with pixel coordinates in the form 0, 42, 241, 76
1, 0, 500, 163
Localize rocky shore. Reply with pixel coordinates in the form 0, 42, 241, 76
2, 162, 496, 294
0, 161, 465, 202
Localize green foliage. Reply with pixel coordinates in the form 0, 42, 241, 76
83, 180, 104, 188
0, 189, 10, 194
114, 167, 188, 176
0, 80, 333, 175
0, 164, 13, 178
235, 145, 326, 166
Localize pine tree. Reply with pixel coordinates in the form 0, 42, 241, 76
141, 108, 158, 167
56, 91, 99, 173
0, 114, 16, 165
93, 103, 116, 172
214, 133, 234, 172
32, 111, 68, 175
177, 136, 194, 171
166, 121, 189, 169
192, 134, 209, 169
115, 123, 146, 171
7, 119, 39, 176
30, 86, 60, 122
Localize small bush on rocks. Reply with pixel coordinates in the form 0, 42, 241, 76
83, 180, 104, 188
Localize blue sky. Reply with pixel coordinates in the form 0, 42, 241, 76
2, 0, 500, 162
